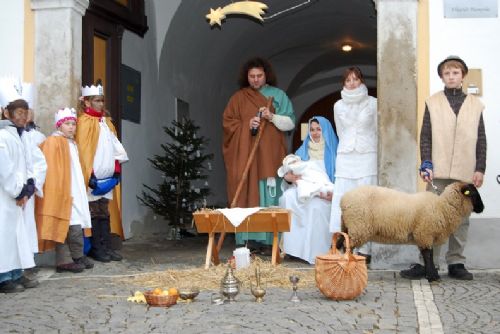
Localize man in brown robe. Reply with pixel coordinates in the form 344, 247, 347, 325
222, 57, 296, 248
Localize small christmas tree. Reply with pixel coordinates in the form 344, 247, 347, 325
138, 118, 213, 236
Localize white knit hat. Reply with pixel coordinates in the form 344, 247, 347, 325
0, 76, 22, 108
55, 107, 77, 128
20, 82, 34, 107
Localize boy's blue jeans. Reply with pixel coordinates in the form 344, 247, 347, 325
0, 269, 22, 283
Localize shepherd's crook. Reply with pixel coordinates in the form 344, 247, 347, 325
215, 97, 274, 254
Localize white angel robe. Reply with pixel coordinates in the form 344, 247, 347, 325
23, 129, 47, 253
65, 135, 92, 228
0, 121, 36, 273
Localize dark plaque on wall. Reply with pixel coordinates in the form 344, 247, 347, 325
121, 64, 141, 124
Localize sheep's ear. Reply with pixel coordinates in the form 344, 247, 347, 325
461, 184, 471, 196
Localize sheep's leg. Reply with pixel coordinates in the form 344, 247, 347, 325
335, 233, 346, 252
420, 248, 441, 282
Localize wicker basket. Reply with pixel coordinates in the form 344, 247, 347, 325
315, 232, 367, 301
143, 291, 179, 307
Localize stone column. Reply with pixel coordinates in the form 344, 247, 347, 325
31, 0, 89, 135
377, 0, 418, 192
373, 0, 420, 268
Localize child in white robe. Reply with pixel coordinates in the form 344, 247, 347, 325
0, 95, 37, 293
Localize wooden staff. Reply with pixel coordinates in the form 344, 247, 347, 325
215, 96, 274, 253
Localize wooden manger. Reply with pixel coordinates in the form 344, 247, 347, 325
193, 208, 291, 269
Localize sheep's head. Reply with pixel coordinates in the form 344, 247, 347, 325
443, 182, 485, 215
460, 183, 484, 213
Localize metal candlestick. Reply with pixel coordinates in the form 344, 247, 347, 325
289, 275, 301, 303
221, 264, 240, 303
250, 265, 266, 302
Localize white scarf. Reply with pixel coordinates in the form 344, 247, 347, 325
341, 83, 369, 105
308, 137, 325, 161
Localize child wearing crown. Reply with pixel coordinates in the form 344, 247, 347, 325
36, 108, 93, 273
75, 83, 128, 262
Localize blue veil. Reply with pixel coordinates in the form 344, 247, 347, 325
294, 116, 338, 182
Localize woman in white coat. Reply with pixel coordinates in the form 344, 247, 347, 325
330, 67, 377, 262
280, 117, 338, 264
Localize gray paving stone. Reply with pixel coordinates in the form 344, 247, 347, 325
2, 235, 500, 333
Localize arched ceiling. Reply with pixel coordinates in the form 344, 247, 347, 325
161, 0, 377, 103
157, 0, 377, 205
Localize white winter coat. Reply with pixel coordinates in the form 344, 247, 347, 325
334, 84, 377, 154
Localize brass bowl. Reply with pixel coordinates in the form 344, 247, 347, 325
178, 288, 200, 303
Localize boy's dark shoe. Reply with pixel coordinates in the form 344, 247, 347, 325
105, 249, 123, 261
0, 280, 25, 293
56, 262, 85, 273
448, 263, 473, 280
74, 256, 94, 269
400, 263, 426, 279
14, 275, 39, 288
88, 249, 111, 262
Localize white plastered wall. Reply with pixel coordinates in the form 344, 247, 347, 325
120, 0, 182, 238
0, 2, 24, 77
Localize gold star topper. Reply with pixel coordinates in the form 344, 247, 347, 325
206, 1, 268, 27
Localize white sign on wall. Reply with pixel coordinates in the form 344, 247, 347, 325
444, 0, 498, 18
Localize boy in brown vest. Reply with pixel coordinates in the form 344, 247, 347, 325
401, 56, 486, 281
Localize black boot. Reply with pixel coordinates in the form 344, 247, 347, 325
0, 280, 25, 293
105, 249, 123, 261
448, 263, 473, 280
73, 256, 94, 269
89, 219, 111, 262
400, 263, 426, 279
101, 218, 122, 261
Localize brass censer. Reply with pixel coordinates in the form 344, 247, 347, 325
250, 265, 266, 302
221, 264, 240, 303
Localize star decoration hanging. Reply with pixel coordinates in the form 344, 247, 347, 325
206, 1, 268, 27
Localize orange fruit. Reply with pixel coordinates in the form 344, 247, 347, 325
168, 287, 178, 296
152, 288, 163, 295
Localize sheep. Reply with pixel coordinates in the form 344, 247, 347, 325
336, 181, 484, 282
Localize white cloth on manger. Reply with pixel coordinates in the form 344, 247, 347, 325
216, 207, 262, 228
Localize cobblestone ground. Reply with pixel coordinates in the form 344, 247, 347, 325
1, 235, 499, 333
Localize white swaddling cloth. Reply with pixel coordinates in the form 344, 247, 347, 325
278, 154, 333, 203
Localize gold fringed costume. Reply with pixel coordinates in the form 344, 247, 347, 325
75, 112, 124, 239
35, 136, 72, 251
